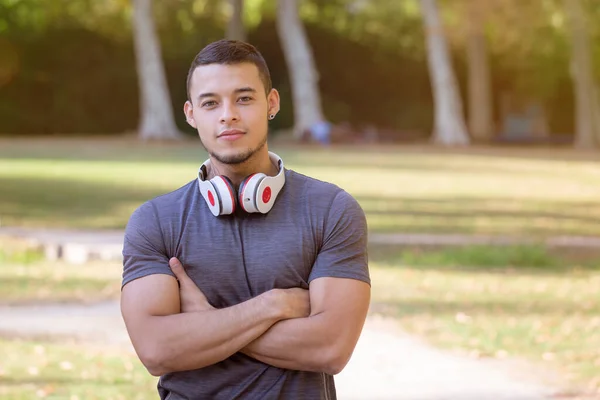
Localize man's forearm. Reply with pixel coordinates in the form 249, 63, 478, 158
140, 291, 281, 376
241, 312, 344, 375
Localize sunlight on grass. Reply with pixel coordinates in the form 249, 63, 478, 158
2, 138, 600, 236
0, 338, 157, 399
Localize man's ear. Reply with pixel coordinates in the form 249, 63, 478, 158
184, 101, 197, 129
267, 88, 281, 118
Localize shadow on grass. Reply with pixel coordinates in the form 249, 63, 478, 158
0, 175, 176, 229
0, 137, 206, 164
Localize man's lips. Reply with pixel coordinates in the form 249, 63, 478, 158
218, 130, 245, 141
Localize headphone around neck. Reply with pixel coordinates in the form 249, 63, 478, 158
197, 152, 286, 217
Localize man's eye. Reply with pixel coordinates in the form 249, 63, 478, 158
202, 101, 217, 108
238, 97, 253, 102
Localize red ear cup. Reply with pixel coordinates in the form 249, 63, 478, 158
237, 174, 255, 212
199, 151, 284, 216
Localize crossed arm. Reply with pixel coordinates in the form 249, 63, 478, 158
240, 275, 370, 374
120, 260, 370, 377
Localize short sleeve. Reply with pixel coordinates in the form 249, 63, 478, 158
308, 190, 370, 285
121, 201, 175, 289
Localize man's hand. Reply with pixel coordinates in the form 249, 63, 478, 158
168, 257, 310, 319
169, 257, 214, 313
275, 288, 310, 319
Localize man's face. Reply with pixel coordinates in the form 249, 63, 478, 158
184, 62, 279, 165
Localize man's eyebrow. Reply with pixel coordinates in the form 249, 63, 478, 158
197, 92, 217, 101
234, 87, 257, 94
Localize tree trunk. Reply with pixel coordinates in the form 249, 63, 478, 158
132, 0, 182, 140
276, 0, 325, 139
420, 0, 470, 146
594, 84, 600, 144
564, 0, 596, 148
467, 0, 493, 141
226, 0, 246, 42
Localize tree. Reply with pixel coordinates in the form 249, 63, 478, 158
226, 0, 246, 41
466, 0, 493, 141
420, 0, 470, 145
276, 0, 325, 139
564, 0, 598, 148
132, 0, 182, 140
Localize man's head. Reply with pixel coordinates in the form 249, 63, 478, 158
184, 40, 280, 166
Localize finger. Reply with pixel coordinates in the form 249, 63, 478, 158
169, 257, 190, 281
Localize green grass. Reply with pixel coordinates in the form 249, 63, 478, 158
0, 239, 121, 305
2, 137, 600, 238
2, 137, 600, 396
370, 245, 600, 395
1, 241, 599, 396
0, 338, 157, 399
1, 246, 598, 396
381, 244, 600, 270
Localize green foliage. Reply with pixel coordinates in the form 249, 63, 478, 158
0, 0, 599, 137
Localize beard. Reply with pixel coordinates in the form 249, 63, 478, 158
203, 131, 268, 165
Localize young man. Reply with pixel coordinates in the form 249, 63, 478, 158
120, 39, 371, 400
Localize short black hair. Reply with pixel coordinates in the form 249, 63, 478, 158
186, 39, 272, 101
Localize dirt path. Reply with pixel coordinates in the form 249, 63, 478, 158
0, 301, 569, 400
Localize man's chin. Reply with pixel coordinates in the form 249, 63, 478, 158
211, 149, 253, 165
208, 136, 267, 165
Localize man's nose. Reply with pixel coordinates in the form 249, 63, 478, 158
220, 103, 239, 124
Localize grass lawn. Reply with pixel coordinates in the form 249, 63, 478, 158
0, 338, 157, 400
2, 137, 600, 238
0, 239, 121, 305
1, 137, 600, 396
1, 241, 599, 397
369, 245, 600, 395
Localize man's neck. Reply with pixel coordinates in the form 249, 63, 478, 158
208, 148, 278, 187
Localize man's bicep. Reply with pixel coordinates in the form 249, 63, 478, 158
120, 275, 181, 373
122, 274, 180, 318
309, 277, 370, 340
121, 275, 180, 347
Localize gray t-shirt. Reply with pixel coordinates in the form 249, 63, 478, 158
122, 168, 370, 400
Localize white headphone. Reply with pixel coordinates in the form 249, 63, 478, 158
197, 152, 286, 217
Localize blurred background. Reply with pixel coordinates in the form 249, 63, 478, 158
1, 0, 600, 399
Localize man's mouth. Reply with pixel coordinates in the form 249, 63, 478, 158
218, 129, 245, 141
